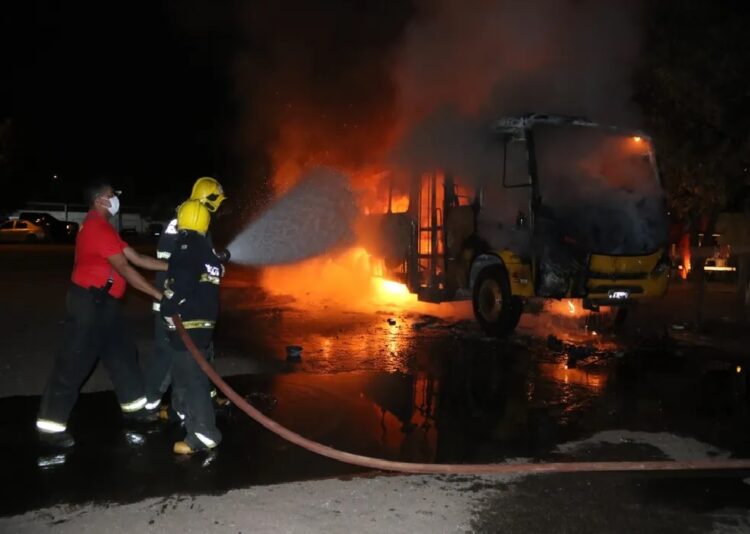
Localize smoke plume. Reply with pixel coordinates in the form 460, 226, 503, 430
391, 0, 644, 179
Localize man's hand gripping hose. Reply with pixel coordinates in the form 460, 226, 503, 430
173, 315, 750, 475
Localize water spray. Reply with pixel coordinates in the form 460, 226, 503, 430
227, 168, 358, 266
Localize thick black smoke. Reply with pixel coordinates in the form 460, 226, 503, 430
392, 0, 644, 178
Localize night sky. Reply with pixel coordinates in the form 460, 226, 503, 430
3, 1, 748, 222
1, 1, 237, 208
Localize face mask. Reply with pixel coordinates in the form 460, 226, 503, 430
107, 195, 120, 216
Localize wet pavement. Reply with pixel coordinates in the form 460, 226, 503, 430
4, 309, 750, 517
3, 245, 750, 523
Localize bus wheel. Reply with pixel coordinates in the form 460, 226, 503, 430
472, 264, 519, 337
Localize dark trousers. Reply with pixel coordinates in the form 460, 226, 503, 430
144, 312, 173, 404
171, 338, 221, 448
38, 284, 145, 426
144, 313, 215, 411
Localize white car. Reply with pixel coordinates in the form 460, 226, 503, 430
0, 219, 48, 243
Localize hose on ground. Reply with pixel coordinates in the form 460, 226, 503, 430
174, 315, 750, 475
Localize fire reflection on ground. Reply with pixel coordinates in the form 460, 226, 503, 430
538, 362, 607, 391
267, 371, 440, 462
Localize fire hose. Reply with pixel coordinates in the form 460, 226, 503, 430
174, 316, 750, 475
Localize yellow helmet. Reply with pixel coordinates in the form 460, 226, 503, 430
190, 176, 226, 212
177, 199, 211, 235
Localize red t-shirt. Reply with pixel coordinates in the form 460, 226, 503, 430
71, 210, 128, 298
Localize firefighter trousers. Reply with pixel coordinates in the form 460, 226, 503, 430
144, 313, 215, 413
170, 338, 221, 449
37, 284, 146, 431
144, 312, 173, 408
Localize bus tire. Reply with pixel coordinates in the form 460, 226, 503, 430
472, 264, 519, 337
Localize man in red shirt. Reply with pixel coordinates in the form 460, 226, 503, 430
36, 182, 168, 448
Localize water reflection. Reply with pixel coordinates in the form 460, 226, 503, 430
261, 347, 607, 463
538, 362, 607, 391
37, 453, 67, 469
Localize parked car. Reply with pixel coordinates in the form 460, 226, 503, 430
0, 219, 48, 242
18, 212, 78, 242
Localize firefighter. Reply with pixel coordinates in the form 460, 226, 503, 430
160, 198, 224, 454
36, 182, 168, 448
144, 177, 226, 417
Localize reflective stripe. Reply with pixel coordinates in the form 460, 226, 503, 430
157, 251, 171, 259
145, 399, 161, 410
37, 419, 66, 433
199, 273, 221, 285
152, 301, 161, 312
120, 396, 147, 413
182, 320, 215, 330
194, 432, 217, 448
176, 411, 185, 421
210, 389, 217, 398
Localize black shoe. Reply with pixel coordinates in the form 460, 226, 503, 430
38, 431, 75, 449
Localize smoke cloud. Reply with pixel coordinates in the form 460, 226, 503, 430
391, 0, 644, 179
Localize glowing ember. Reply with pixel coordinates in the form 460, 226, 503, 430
567, 300, 576, 315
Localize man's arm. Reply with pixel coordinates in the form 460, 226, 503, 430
108, 253, 163, 300
123, 246, 168, 271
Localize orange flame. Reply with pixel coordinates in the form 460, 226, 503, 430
259, 246, 468, 317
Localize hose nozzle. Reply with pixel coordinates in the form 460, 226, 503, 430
216, 248, 231, 264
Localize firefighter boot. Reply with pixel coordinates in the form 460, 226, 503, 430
173, 432, 219, 455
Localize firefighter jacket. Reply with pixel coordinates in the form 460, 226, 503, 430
153, 219, 214, 312
160, 230, 223, 350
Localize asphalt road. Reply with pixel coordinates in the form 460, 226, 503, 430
2, 243, 750, 533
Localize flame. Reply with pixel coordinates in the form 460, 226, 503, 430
375, 278, 412, 301
259, 246, 467, 317
547, 299, 588, 318
679, 233, 691, 280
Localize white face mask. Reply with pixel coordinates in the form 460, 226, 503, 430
107, 195, 120, 216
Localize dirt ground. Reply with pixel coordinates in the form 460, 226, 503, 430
2, 243, 750, 533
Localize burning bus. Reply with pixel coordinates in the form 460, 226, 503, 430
360, 114, 670, 336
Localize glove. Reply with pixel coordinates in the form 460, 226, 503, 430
216, 248, 231, 264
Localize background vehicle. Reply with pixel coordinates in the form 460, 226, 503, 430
365, 114, 670, 337
0, 219, 48, 243
18, 211, 78, 242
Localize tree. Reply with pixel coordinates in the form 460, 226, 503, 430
635, 0, 750, 222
